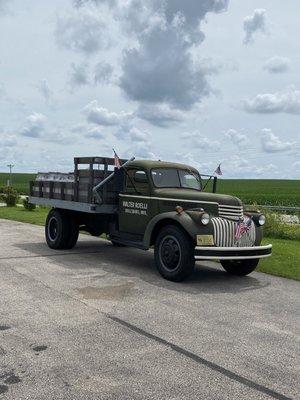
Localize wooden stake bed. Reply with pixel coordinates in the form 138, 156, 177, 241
29, 156, 126, 213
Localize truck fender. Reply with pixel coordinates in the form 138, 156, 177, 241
143, 211, 213, 249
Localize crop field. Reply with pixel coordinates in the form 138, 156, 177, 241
0, 172, 299, 206
203, 178, 300, 206
0, 172, 36, 194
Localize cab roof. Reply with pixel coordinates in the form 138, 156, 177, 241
125, 159, 199, 173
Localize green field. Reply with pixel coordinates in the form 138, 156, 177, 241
0, 172, 36, 194
0, 172, 299, 206
217, 179, 300, 206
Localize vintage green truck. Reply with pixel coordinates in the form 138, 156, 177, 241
29, 156, 272, 281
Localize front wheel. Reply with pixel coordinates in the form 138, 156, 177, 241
154, 225, 195, 282
220, 259, 259, 276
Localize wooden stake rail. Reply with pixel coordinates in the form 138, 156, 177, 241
30, 156, 127, 205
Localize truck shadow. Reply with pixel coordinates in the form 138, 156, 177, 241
16, 238, 269, 295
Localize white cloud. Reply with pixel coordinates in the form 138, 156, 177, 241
136, 104, 184, 127
55, 5, 109, 55
114, 125, 156, 159
74, 0, 116, 8
224, 155, 278, 178
119, 0, 228, 110
94, 62, 113, 84
243, 9, 266, 44
263, 56, 291, 74
225, 129, 249, 148
0, 0, 9, 14
21, 113, 46, 138
1, 133, 17, 147
261, 129, 293, 153
36, 79, 52, 102
19, 115, 76, 144
127, 142, 156, 160
0, 82, 6, 98
45, 129, 76, 145
180, 131, 221, 150
85, 126, 104, 139
243, 86, 300, 114
83, 100, 132, 126
68, 62, 89, 90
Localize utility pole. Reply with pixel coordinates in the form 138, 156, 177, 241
7, 164, 14, 187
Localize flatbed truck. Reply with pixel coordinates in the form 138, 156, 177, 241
29, 156, 272, 281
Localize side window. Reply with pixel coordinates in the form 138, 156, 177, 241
125, 169, 149, 194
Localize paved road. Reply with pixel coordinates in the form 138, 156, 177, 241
0, 219, 299, 400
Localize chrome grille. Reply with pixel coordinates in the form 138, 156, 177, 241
218, 204, 243, 220
211, 217, 256, 247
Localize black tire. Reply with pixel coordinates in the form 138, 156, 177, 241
65, 217, 79, 249
220, 259, 259, 276
154, 225, 195, 282
45, 209, 78, 250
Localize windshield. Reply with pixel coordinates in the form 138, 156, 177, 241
151, 168, 201, 190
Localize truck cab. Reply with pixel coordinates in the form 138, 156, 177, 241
29, 157, 272, 282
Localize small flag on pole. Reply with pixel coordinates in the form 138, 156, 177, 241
214, 163, 222, 176
235, 217, 252, 240
113, 149, 121, 169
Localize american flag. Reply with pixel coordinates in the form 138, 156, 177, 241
235, 217, 252, 240
113, 149, 121, 169
214, 163, 222, 176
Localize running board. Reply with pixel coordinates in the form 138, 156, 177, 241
110, 237, 147, 250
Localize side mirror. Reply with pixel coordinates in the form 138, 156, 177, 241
134, 171, 148, 183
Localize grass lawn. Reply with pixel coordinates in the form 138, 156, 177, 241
0, 206, 299, 280
0, 206, 49, 226
258, 238, 300, 281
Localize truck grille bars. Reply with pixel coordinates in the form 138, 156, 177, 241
211, 217, 256, 247
218, 204, 243, 220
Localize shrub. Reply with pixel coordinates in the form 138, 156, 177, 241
23, 196, 36, 211
263, 208, 300, 241
2, 186, 19, 207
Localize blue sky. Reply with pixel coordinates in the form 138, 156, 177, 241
0, 0, 299, 178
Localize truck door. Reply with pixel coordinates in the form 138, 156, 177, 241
118, 168, 154, 235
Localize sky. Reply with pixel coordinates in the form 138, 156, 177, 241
0, 0, 299, 179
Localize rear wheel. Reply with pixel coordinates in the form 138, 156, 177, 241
220, 259, 259, 276
65, 217, 79, 249
45, 209, 79, 250
154, 225, 195, 282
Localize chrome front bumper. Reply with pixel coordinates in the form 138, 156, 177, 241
194, 244, 272, 260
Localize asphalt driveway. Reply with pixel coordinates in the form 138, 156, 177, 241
0, 219, 299, 399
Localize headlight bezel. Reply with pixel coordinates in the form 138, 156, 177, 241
258, 214, 266, 226
200, 212, 210, 225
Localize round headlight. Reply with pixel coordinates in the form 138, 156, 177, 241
258, 214, 266, 226
200, 212, 210, 225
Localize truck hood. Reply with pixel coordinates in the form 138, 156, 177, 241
153, 188, 242, 207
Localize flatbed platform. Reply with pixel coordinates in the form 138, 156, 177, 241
28, 196, 117, 214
